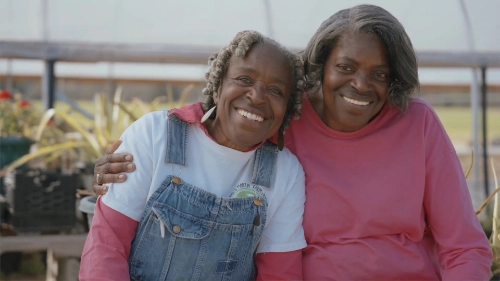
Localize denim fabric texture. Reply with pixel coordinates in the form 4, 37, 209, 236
129, 113, 278, 281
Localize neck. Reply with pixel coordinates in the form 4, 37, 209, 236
204, 119, 258, 152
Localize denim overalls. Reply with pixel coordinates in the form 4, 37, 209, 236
129, 113, 279, 281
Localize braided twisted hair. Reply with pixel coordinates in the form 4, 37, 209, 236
202, 30, 305, 133
302, 4, 419, 112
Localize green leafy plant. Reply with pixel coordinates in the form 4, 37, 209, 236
0, 84, 195, 177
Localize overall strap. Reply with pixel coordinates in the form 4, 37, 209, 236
251, 141, 278, 189
165, 112, 189, 166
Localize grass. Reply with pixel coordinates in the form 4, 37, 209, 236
433, 106, 500, 146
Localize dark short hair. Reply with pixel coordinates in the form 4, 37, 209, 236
302, 4, 419, 111
202, 30, 305, 133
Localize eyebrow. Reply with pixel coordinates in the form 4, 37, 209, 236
339, 56, 390, 70
235, 66, 290, 87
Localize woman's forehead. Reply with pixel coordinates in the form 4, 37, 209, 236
331, 32, 389, 68
228, 43, 292, 80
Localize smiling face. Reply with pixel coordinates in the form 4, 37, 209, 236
207, 42, 293, 151
320, 32, 391, 132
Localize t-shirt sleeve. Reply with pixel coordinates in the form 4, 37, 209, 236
102, 111, 163, 221
257, 153, 306, 253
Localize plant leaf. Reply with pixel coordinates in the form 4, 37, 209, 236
34, 108, 56, 142
0, 141, 88, 178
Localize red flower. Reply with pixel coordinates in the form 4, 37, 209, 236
18, 100, 31, 109
0, 90, 13, 100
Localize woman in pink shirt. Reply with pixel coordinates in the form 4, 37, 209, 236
92, 4, 493, 280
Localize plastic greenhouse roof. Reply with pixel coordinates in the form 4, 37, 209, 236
0, 0, 499, 52
0, 0, 499, 83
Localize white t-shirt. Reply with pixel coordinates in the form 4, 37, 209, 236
103, 110, 306, 253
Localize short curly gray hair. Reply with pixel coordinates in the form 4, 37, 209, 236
202, 30, 305, 133
302, 4, 419, 111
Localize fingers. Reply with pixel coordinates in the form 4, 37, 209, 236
92, 173, 128, 195
92, 140, 134, 196
106, 140, 122, 155
94, 184, 109, 196
95, 153, 133, 167
95, 162, 136, 176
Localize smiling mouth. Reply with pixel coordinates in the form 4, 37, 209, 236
237, 109, 264, 122
343, 96, 370, 106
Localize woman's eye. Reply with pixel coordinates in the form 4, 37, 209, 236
237, 77, 252, 84
373, 72, 388, 81
268, 88, 283, 96
337, 65, 353, 72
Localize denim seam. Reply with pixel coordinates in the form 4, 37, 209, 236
166, 113, 188, 166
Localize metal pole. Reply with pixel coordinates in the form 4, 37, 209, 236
458, 0, 481, 198
262, 0, 274, 38
481, 66, 489, 198
6, 59, 13, 91
42, 60, 56, 110
40, 0, 56, 110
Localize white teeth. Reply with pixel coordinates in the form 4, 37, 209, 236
343, 96, 369, 106
237, 109, 264, 122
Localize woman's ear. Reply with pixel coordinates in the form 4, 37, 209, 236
214, 83, 222, 104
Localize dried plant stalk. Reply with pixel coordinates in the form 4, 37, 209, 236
465, 150, 474, 179
489, 158, 500, 275
492, 158, 499, 246
476, 186, 500, 215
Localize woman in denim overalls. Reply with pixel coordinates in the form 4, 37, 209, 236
80, 30, 307, 281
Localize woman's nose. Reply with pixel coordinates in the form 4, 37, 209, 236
350, 72, 371, 93
248, 83, 266, 104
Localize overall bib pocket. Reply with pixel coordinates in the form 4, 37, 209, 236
129, 201, 215, 280
152, 202, 213, 239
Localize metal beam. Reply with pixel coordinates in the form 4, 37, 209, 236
1, 41, 500, 68
0, 41, 214, 65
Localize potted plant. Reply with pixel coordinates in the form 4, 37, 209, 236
0, 85, 195, 230
0, 90, 39, 194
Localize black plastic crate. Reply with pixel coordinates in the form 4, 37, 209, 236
4, 170, 80, 232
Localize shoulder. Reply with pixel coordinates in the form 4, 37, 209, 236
119, 111, 171, 147
137, 110, 169, 125
392, 98, 444, 128
277, 147, 303, 172
406, 98, 455, 152
275, 147, 305, 191
406, 98, 439, 119
125, 110, 168, 133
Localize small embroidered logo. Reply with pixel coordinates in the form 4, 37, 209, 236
231, 183, 265, 199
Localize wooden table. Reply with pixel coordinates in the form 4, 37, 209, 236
0, 234, 87, 281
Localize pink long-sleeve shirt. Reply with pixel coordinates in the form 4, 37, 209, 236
283, 97, 492, 280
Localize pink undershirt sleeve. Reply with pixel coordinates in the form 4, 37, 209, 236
255, 250, 302, 280
79, 197, 139, 281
